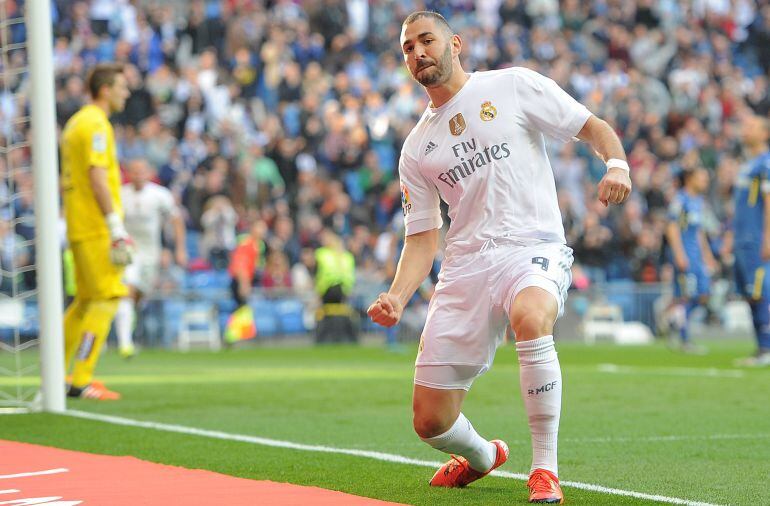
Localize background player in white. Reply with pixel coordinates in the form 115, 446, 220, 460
115, 159, 187, 357
367, 11, 631, 504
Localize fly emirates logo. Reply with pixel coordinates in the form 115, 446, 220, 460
436, 138, 511, 189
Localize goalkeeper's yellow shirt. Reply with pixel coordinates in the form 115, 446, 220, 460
60, 104, 123, 243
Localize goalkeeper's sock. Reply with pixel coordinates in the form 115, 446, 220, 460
517, 335, 561, 476
71, 299, 119, 388
115, 297, 135, 352
64, 298, 87, 369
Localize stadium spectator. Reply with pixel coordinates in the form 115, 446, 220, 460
261, 250, 292, 290
228, 219, 267, 307
268, 215, 301, 265
200, 194, 238, 269
314, 228, 355, 304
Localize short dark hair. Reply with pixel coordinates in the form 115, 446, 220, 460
86, 63, 124, 98
679, 167, 706, 187
678, 168, 694, 186
402, 11, 453, 37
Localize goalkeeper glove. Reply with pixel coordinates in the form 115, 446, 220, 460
106, 212, 134, 266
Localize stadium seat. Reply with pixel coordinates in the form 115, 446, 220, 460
217, 298, 238, 314
178, 301, 221, 352
274, 299, 306, 334
583, 303, 624, 345
184, 271, 215, 290
211, 270, 232, 289
614, 321, 655, 345
163, 300, 186, 344
250, 299, 278, 337
583, 302, 654, 345
254, 312, 278, 337
185, 230, 202, 260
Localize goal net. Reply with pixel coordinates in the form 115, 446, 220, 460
0, 0, 64, 413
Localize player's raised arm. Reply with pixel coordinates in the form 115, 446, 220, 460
368, 228, 439, 327
576, 115, 632, 207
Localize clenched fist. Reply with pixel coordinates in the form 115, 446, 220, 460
598, 167, 632, 207
367, 293, 404, 327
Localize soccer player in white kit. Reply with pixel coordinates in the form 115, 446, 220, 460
115, 159, 187, 357
367, 12, 632, 503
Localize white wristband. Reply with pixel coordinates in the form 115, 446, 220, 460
606, 158, 630, 172
106, 212, 127, 240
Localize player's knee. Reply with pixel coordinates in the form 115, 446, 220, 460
412, 408, 453, 439
511, 309, 554, 341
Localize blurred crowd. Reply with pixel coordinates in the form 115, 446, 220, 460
2, 0, 770, 299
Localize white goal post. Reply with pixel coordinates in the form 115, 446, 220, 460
28, 0, 65, 412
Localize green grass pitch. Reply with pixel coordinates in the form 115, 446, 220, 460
1, 340, 768, 505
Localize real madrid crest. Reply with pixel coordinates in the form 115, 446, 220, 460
480, 101, 497, 121
449, 113, 466, 136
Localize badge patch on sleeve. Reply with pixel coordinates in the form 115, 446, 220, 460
92, 132, 107, 153
401, 184, 412, 216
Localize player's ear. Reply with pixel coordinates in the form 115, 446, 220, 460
451, 33, 462, 57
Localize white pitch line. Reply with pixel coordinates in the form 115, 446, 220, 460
65, 409, 720, 506
0, 469, 68, 480
0, 491, 20, 495
562, 433, 770, 444
496, 433, 770, 445
597, 363, 745, 378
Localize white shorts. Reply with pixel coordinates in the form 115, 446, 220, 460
414, 364, 485, 391
414, 241, 573, 387
123, 256, 160, 294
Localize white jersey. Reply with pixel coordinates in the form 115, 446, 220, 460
121, 182, 177, 261
399, 67, 592, 258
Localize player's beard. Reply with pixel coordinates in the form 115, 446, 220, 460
414, 44, 452, 87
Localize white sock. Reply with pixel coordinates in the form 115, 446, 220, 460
115, 298, 135, 351
517, 335, 561, 476
420, 412, 497, 472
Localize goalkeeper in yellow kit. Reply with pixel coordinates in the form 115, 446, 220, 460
60, 63, 132, 400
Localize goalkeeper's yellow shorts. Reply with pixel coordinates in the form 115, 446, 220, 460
70, 237, 127, 300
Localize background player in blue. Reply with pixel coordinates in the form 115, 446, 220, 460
732, 114, 770, 367
665, 168, 716, 353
